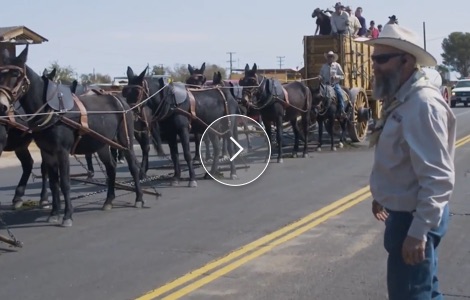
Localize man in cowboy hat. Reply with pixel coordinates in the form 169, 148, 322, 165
319, 50, 346, 116
330, 2, 349, 35
363, 23, 456, 300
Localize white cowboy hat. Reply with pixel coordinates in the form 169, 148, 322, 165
362, 23, 437, 67
324, 51, 339, 61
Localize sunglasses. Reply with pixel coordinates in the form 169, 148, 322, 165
371, 53, 405, 64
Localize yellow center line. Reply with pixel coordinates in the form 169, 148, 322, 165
135, 134, 470, 300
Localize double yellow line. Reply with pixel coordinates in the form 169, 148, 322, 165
136, 134, 470, 300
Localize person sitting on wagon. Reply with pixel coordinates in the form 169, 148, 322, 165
319, 50, 346, 116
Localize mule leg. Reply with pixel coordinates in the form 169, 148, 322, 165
97, 147, 116, 210
44, 154, 61, 224
263, 118, 272, 163
58, 150, 73, 227
244, 121, 253, 150
167, 133, 181, 186
124, 146, 145, 208
302, 110, 310, 158
136, 130, 150, 179
276, 114, 284, 163
207, 132, 221, 179
179, 127, 197, 187
11, 147, 34, 209
290, 119, 300, 158
327, 117, 336, 151
338, 118, 347, 149
316, 119, 323, 151
39, 151, 50, 208
85, 153, 94, 178
204, 135, 211, 160
193, 133, 201, 162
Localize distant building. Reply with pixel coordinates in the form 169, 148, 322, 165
229, 68, 302, 83
0, 26, 48, 57
112, 74, 172, 86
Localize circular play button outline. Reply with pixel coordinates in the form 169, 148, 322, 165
199, 114, 271, 187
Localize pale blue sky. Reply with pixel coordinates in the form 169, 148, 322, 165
3, 0, 467, 79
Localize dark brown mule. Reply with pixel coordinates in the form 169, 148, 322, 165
239, 64, 312, 162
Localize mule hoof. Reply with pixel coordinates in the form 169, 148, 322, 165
230, 174, 239, 180
102, 203, 113, 211
13, 200, 24, 210
203, 173, 211, 180
302, 153, 309, 158
316, 147, 322, 152
188, 180, 198, 188
277, 158, 284, 163
134, 201, 144, 208
47, 215, 60, 223
61, 219, 73, 227
292, 153, 298, 158
171, 179, 179, 187
40, 200, 51, 209
338, 142, 344, 149
332, 147, 337, 151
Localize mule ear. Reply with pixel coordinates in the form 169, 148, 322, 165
212, 72, 217, 82
15, 44, 28, 65
252, 63, 257, 73
126, 66, 135, 79
49, 68, 57, 80
138, 67, 147, 81
244, 64, 249, 73
200, 62, 206, 73
188, 64, 194, 75
71, 80, 78, 93
158, 77, 164, 87
217, 71, 222, 80
42, 68, 48, 78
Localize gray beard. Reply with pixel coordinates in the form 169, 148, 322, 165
372, 69, 402, 103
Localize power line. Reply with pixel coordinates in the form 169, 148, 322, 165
227, 52, 236, 75
277, 56, 285, 69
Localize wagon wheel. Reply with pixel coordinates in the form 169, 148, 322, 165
347, 87, 371, 143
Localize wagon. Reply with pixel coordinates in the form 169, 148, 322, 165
301, 34, 380, 142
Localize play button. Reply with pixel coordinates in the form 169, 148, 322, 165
199, 114, 271, 187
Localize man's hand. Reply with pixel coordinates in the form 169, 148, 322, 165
372, 199, 388, 221
402, 235, 426, 265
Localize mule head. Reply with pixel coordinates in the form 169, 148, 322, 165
0, 45, 32, 109
186, 62, 206, 87
239, 63, 264, 107
122, 66, 149, 107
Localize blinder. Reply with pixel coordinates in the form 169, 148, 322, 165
0, 65, 30, 107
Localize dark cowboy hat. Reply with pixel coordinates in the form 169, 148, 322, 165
334, 2, 344, 9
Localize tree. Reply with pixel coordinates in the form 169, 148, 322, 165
80, 73, 112, 85
151, 65, 165, 75
47, 61, 76, 84
441, 32, 470, 78
164, 62, 227, 82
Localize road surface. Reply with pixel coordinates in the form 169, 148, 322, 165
1, 108, 469, 300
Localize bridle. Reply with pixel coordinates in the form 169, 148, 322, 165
0, 65, 31, 106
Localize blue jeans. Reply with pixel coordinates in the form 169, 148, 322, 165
333, 83, 345, 111
384, 204, 450, 300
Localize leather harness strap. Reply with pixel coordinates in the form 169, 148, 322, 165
187, 90, 197, 118
73, 94, 89, 129
281, 86, 290, 106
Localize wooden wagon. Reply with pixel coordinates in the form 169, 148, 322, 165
301, 34, 381, 142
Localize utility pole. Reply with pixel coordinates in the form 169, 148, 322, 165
423, 22, 427, 51
277, 56, 285, 69
227, 52, 236, 75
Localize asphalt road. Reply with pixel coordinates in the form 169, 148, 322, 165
1, 108, 470, 300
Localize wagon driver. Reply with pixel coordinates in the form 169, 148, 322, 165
319, 50, 346, 116
364, 23, 456, 300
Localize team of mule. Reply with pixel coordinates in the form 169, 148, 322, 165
0, 45, 357, 228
